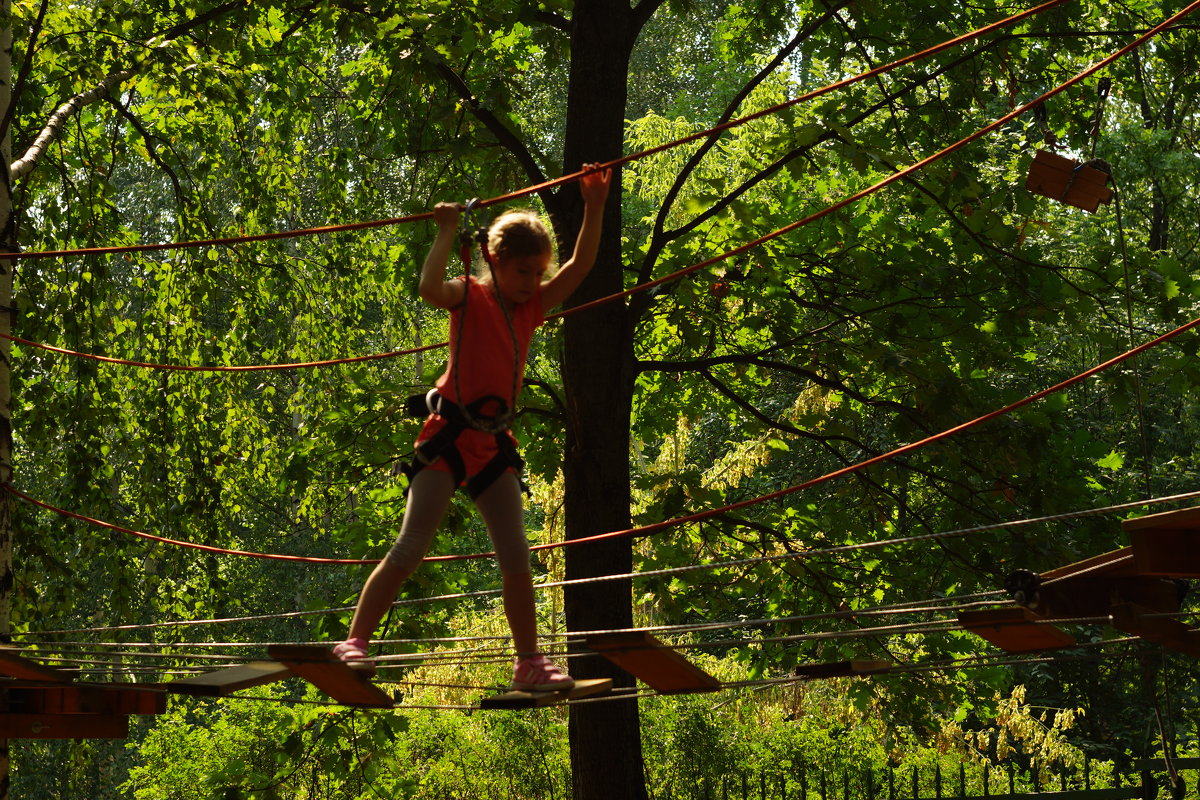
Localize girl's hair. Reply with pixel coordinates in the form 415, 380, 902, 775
486, 210, 555, 263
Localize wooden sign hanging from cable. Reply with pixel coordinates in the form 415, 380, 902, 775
1025, 149, 1113, 213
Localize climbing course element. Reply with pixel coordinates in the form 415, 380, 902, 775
479, 678, 613, 709
957, 606, 1076, 653
1124, 505, 1200, 577
269, 644, 394, 708
959, 506, 1200, 657
165, 661, 291, 697
794, 659, 892, 679
0, 647, 165, 739
586, 631, 721, 694
1025, 149, 1113, 213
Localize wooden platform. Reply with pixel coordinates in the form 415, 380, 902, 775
0, 648, 166, 740
165, 661, 291, 697
794, 659, 892, 679
479, 678, 612, 710
1123, 505, 1200, 577
586, 631, 721, 694
1025, 149, 1113, 213
268, 645, 394, 708
962, 512, 1200, 657
1024, 547, 1179, 621
0, 713, 130, 740
958, 607, 1076, 652
10, 685, 165, 716
1110, 602, 1200, 658
0, 647, 75, 683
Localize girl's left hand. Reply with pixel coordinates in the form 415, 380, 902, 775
579, 163, 612, 205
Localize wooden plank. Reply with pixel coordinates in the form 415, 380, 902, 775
1025, 149, 1113, 212
794, 659, 891, 679
479, 678, 612, 710
268, 645, 394, 708
1041, 547, 1136, 582
1110, 602, 1200, 658
958, 607, 1076, 652
165, 662, 291, 697
0, 713, 129, 739
1124, 506, 1200, 577
586, 632, 721, 694
1122, 505, 1200, 532
0, 648, 75, 683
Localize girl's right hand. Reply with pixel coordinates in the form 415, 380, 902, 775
432, 202, 462, 229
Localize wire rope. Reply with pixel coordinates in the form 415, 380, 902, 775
6, 0, 1072, 264
14, 488, 1200, 641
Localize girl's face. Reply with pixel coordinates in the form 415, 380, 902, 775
493, 252, 551, 305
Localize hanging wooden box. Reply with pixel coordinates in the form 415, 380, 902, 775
1025, 149, 1113, 213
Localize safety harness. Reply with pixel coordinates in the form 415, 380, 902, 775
402, 200, 527, 499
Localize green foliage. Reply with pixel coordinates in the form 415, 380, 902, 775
9, 0, 1200, 794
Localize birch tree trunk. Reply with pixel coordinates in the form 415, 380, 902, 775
0, 3, 15, 795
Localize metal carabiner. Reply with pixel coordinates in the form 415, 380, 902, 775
460, 197, 481, 246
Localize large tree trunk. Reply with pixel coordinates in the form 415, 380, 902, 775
559, 2, 647, 798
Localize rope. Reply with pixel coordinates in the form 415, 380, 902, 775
554, 2, 1200, 321
16, 483, 1196, 640
0, 330, 442, 372
8, 403, 1200, 572
0, 0, 1080, 373
1, 483, 380, 564
7, 0, 1072, 264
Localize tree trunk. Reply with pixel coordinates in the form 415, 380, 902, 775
0, 2, 14, 795
560, 2, 647, 799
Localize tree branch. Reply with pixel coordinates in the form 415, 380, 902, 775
109, 96, 188, 203
0, 0, 50, 147
9, 0, 247, 183
9, 71, 134, 182
431, 61, 550, 199
635, 0, 853, 288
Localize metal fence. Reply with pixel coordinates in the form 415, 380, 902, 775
680, 756, 1200, 800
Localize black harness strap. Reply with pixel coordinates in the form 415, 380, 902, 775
403, 390, 527, 499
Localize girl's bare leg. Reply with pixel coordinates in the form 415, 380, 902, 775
473, 472, 539, 655
346, 469, 457, 642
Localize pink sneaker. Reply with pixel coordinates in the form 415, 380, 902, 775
512, 654, 574, 692
332, 638, 376, 676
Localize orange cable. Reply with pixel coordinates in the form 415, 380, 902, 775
0, 330, 443, 371
8, 307, 1200, 563
5, 0, 1069, 263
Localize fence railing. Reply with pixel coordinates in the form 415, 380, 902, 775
668, 756, 1200, 800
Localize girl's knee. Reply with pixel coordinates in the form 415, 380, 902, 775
384, 540, 425, 574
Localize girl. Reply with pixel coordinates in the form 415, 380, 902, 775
335, 165, 611, 691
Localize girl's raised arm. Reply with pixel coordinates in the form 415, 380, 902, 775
541, 165, 612, 312
419, 202, 468, 309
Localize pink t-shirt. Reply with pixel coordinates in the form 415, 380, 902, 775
433, 276, 545, 409
414, 277, 544, 481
